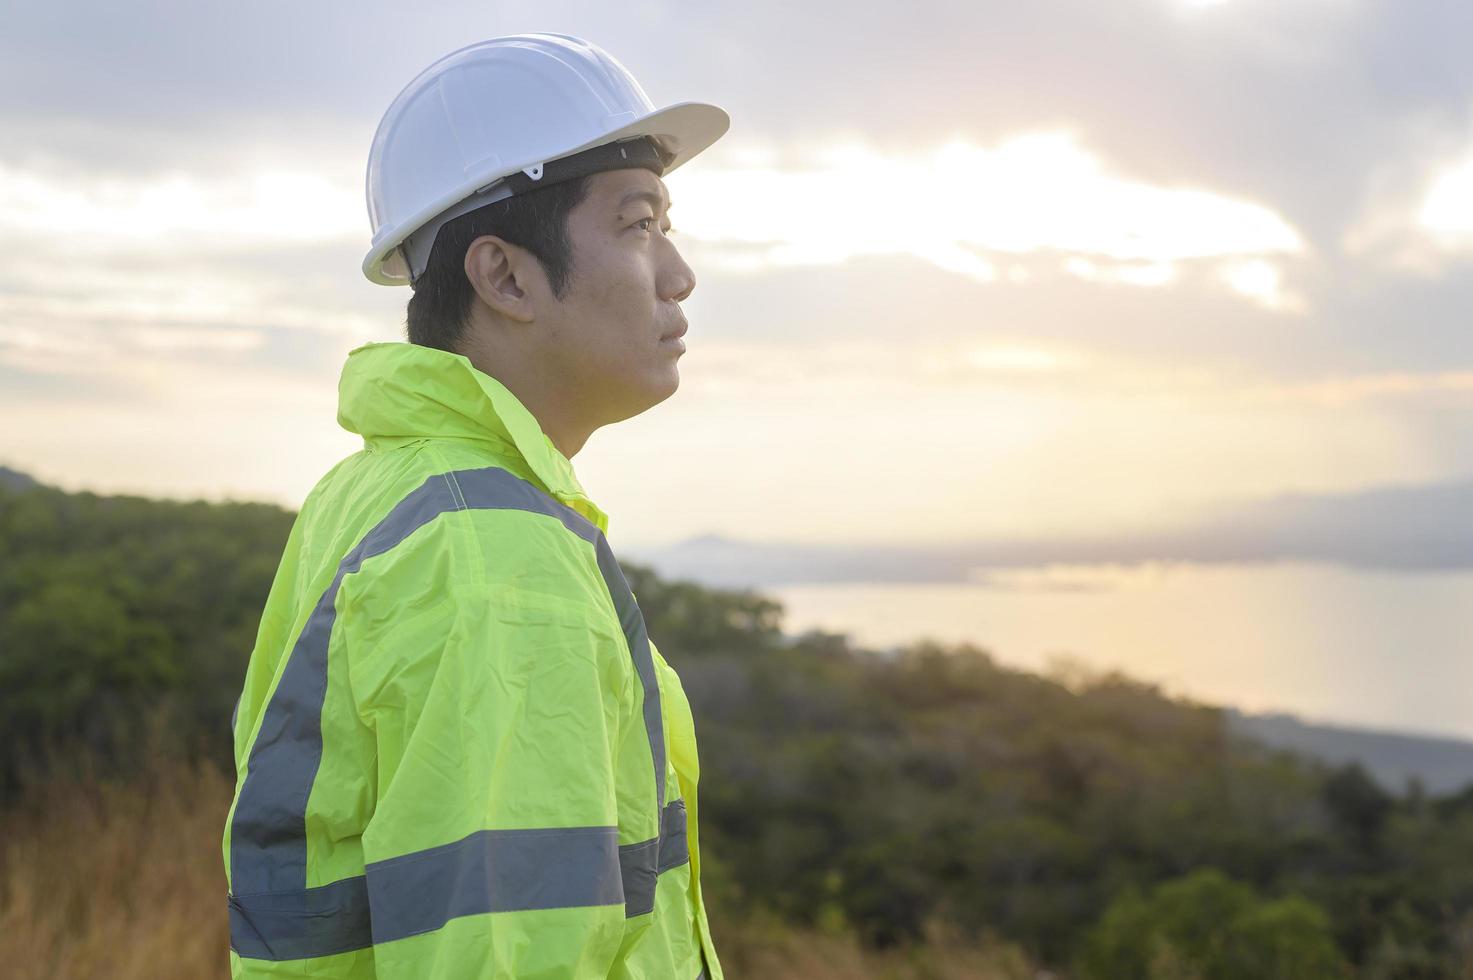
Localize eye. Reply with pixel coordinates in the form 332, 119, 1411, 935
636, 217, 676, 235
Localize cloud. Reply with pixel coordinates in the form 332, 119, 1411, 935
2, 0, 1466, 245
3, 0, 1470, 368
0, 334, 360, 508
1417, 150, 1473, 246
622, 477, 1473, 588
0, 149, 404, 381
0, 258, 392, 380
1173, 478, 1473, 570
1342, 139, 1473, 276
5, 0, 1473, 535
0, 162, 362, 251
673, 131, 1306, 306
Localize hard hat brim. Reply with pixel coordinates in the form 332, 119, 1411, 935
362, 100, 731, 287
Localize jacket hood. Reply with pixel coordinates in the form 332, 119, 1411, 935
337, 341, 606, 530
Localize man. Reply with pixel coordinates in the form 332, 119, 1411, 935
223, 34, 729, 979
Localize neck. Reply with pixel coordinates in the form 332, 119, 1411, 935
457, 332, 593, 461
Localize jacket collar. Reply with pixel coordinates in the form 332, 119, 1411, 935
337, 341, 609, 534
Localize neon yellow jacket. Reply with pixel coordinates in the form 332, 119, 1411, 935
223, 341, 721, 979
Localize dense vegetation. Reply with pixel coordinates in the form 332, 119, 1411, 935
2, 477, 1471, 977
0, 481, 288, 790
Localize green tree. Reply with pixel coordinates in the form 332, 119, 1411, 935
1075, 868, 1349, 979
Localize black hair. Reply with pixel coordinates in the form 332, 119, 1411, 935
404, 174, 594, 353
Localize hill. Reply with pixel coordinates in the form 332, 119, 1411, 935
0, 464, 40, 493
1227, 707, 1473, 797
3, 478, 1472, 975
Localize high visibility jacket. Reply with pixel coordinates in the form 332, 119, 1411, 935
223, 341, 721, 979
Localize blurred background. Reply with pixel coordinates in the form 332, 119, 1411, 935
2, 1, 1472, 977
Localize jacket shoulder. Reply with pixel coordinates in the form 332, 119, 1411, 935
337, 464, 615, 622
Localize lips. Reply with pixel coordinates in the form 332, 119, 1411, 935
661, 321, 689, 341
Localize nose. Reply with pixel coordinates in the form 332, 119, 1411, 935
660, 241, 696, 303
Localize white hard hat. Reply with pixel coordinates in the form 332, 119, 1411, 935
362, 33, 730, 286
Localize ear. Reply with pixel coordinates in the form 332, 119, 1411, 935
464, 235, 540, 323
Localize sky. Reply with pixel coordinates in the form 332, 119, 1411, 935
4, 0, 1473, 573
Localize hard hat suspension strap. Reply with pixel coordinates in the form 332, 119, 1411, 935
403, 135, 674, 285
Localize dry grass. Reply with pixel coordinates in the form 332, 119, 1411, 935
0, 742, 1038, 980
0, 745, 233, 979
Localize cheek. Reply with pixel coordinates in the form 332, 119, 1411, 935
562, 295, 642, 379
583, 256, 657, 333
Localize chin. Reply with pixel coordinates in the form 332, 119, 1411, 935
647, 363, 681, 404
648, 369, 680, 407
607, 372, 680, 424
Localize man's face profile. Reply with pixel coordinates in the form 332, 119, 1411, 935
541, 166, 697, 427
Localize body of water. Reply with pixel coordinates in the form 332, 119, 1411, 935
766, 560, 1473, 743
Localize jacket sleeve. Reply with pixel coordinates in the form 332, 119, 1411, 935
338, 523, 639, 979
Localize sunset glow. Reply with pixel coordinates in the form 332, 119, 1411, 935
671, 133, 1306, 294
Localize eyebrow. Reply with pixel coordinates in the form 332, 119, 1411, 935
614, 189, 673, 215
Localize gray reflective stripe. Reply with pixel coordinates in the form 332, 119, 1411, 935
619, 798, 691, 917
229, 466, 669, 950
617, 836, 658, 919
230, 801, 690, 961
230, 561, 358, 893
231, 475, 461, 894
229, 874, 370, 961
592, 532, 667, 812
367, 825, 622, 944
657, 798, 690, 874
